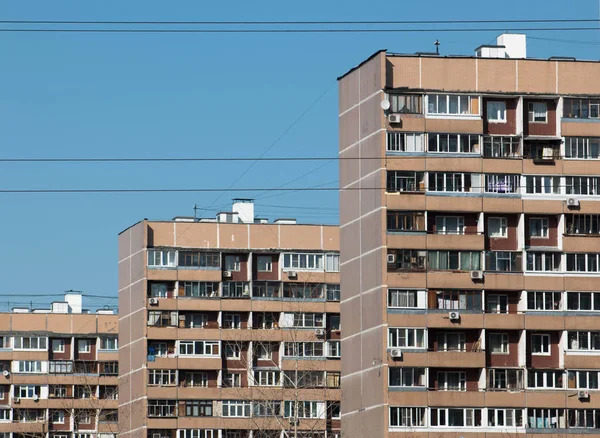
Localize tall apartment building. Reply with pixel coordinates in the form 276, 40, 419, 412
118, 200, 341, 438
0, 293, 119, 438
339, 34, 600, 437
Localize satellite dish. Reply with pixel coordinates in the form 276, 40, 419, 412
380, 99, 391, 111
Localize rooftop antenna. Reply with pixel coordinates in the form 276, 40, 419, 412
434, 39, 440, 55
193, 204, 198, 221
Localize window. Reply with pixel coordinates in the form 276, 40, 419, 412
388, 289, 419, 308
0, 410, 8, 421
184, 313, 208, 329
567, 292, 600, 311
565, 98, 600, 119
428, 172, 472, 192
253, 370, 280, 386
567, 409, 600, 429
523, 142, 559, 160
435, 216, 465, 235
566, 176, 600, 195
252, 282, 280, 298
427, 133, 480, 154
387, 171, 426, 192
256, 255, 272, 272
483, 136, 520, 158
13, 337, 47, 350
528, 291, 561, 311
329, 315, 341, 331
567, 253, 600, 272
283, 342, 324, 358
101, 362, 118, 376
327, 341, 341, 358
253, 401, 282, 417
182, 282, 219, 298
486, 294, 508, 314
487, 101, 507, 122
15, 385, 40, 399
388, 249, 427, 271
223, 373, 241, 388
488, 409, 523, 427
149, 283, 168, 298
178, 340, 219, 356
526, 252, 561, 272
567, 214, 600, 235
148, 310, 178, 327
283, 253, 324, 270
148, 250, 177, 267
433, 290, 481, 310
390, 407, 426, 427
222, 400, 251, 418
52, 339, 65, 353
50, 385, 67, 397
528, 102, 548, 123
427, 94, 478, 116
178, 431, 217, 438
287, 313, 325, 328
565, 137, 600, 159
100, 337, 118, 350
428, 250, 480, 271
78, 340, 91, 353
437, 332, 466, 352
182, 372, 208, 388
430, 408, 482, 427
569, 370, 600, 390
388, 328, 426, 349
488, 217, 507, 238
283, 401, 324, 419
51, 410, 65, 424
49, 361, 73, 374
485, 174, 520, 194
528, 370, 563, 389
224, 255, 241, 272
148, 369, 177, 386
524, 175, 560, 195
389, 367, 426, 387
529, 217, 550, 238
224, 343, 240, 359
387, 211, 425, 232
17, 361, 42, 373
437, 371, 466, 391
221, 282, 248, 298
326, 284, 340, 301
325, 253, 340, 272
254, 312, 276, 329
568, 331, 600, 351
389, 94, 422, 114
486, 251, 522, 272
488, 333, 509, 354
282, 370, 325, 388
531, 334, 551, 355
147, 400, 177, 417
223, 313, 241, 329
487, 368, 524, 390
178, 251, 220, 268
283, 283, 323, 299
387, 132, 424, 152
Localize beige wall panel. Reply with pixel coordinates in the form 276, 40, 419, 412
558, 61, 600, 95
386, 156, 426, 171
217, 223, 249, 250
482, 158, 523, 174
524, 314, 566, 330
388, 114, 425, 132
147, 222, 175, 247
70, 314, 97, 334
427, 234, 484, 251
98, 351, 119, 361
391, 352, 428, 367
428, 390, 484, 407
323, 226, 339, 251
427, 351, 485, 368
566, 394, 600, 409
483, 273, 524, 290
426, 195, 483, 212
565, 315, 600, 330
563, 158, 600, 176
341, 333, 362, 376
388, 390, 428, 406
146, 418, 177, 429
478, 58, 517, 92
525, 391, 567, 407
176, 269, 223, 282
523, 275, 565, 291
421, 58, 477, 91
484, 313, 525, 329
482, 197, 523, 213
522, 199, 564, 214
361, 293, 385, 343
248, 300, 283, 313
424, 118, 483, 134
522, 159, 563, 175
341, 258, 360, 301
387, 57, 421, 89
0, 315, 11, 332
387, 313, 427, 327
574, 201, 600, 214
564, 236, 600, 252
339, 108, 360, 153
361, 249, 385, 293
177, 387, 221, 399
341, 296, 361, 339
518, 60, 557, 94
359, 52, 385, 105
173, 222, 217, 249
425, 157, 483, 173
387, 233, 427, 249
387, 193, 427, 210
359, 102, 386, 161
119, 258, 131, 293
340, 142, 360, 189
247, 225, 280, 250
176, 298, 221, 312
219, 300, 252, 312
118, 226, 131, 264
360, 365, 386, 409
340, 182, 360, 226
339, 68, 359, 115
147, 269, 177, 281
177, 357, 222, 370
484, 391, 526, 407
12, 314, 46, 332
427, 313, 483, 329
562, 121, 600, 137
98, 315, 119, 334
341, 221, 360, 262
565, 354, 600, 369
386, 272, 427, 288
565, 276, 600, 291
342, 404, 385, 438
279, 225, 322, 250
361, 211, 385, 254
427, 271, 483, 290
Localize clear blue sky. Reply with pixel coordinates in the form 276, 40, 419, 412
1, 0, 599, 308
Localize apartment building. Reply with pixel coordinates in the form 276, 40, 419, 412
118, 200, 341, 438
0, 293, 119, 438
339, 34, 600, 437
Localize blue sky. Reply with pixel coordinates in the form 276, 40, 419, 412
1, 0, 599, 307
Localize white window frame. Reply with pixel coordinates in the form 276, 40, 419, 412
435, 216, 465, 235
437, 331, 466, 352
13, 336, 47, 351
223, 314, 241, 329
428, 172, 471, 193
489, 333, 509, 354
253, 370, 280, 386
427, 133, 480, 154
530, 217, 549, 238
528, 291, 561, 311
224, 255, 241, 272
325, 253, 340, 272
430, 408, 481, 427
566, 176, 600, 195
487, 101, 507, 123
488, 217, 508, 238
528, 101, 548, 123
78, 340, 91, 354
147, 249, 177, 267
178, 340, 220, 357
526, 252, 561, 272
567, 292, 600, 311
565, 137, 600, 159
389, 407, 427, 427
427, 94, 479, 116
437, 371, 467, 391
221, 400, 251, 418
525, 175, 562, 195
568, 331, 600, 351
256, 255, 272, 272
51, 410, 65, 424
223, 373, 241, 388
100, 337, 118, 350
327, 341, 341, 358
283, 342, 325, 358
488, 408, 523, 427
528, 370, 564, 389
531, 334, 551, 355
387, 132, 425, 153
283, 253, 324, 271
486, 294, 508, 314
224, 343, 240, 359
17, 361, 42, 373
52, 339, 65, 353
388, 289, 419, 308
148, 369, 178, 386
388, 328, 426, 349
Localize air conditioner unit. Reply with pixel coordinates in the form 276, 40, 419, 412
449, 311, 461, 322
32, 394, 39, 402
579, 390, 590, 400
148, 298, 159, 306
13, 398, 19, 404
567, 198, 580, 208
390, 349, 402, 358
223, 271, 232, 278
2, 370, 9, 377
470, 270, 484, 281
315, 328, 325, 337
387, 254, 396, 264
287, 271, 298, 279
388, 114, 401, 124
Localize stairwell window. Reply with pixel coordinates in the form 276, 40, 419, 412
528, 102, 548, 123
